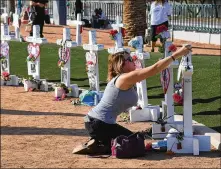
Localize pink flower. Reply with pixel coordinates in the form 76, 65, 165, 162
2, 72, 10, 77
87, 61, 94, 65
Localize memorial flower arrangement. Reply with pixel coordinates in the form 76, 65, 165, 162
1, 71, 11, 81
155, 25, 170, 53
57, 60, 65, 68
168, 44, 177, 53
27, 43, 40, 62
54, 83, 72, 101
173, 83, 183, 105
109, 30, 118, 40
27, 54, 37, 62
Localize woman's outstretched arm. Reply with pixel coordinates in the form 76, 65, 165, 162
117, 45, 191, 89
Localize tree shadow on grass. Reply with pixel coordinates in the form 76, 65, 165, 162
1, 126, 88, 136
49, 77, 88, 83
0, 109, 85, 117
192, 96, 221, 105
79, 82, 107, 88
193, 108, 221, 116
148, 93, 164, 99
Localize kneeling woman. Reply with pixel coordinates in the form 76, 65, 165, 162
73, 45, 191, 155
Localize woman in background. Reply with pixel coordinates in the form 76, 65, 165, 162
150, 0, 172, 52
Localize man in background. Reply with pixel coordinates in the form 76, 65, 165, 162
29, 0, 48, 38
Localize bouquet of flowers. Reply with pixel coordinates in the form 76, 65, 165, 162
109, 30, 118, 40
1, 71, 10, 81
26, 54, 36, 62
172, 83, 183, 105
54, 83, 72, 101
57, 60, 65, 68
155, 25, 170, 53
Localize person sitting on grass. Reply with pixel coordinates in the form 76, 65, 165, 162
72, 45, 192, 155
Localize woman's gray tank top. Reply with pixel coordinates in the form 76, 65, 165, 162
88, 75, 138, 124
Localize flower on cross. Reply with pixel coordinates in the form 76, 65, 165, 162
1, 71, 10, 81
109, 30, 118, 40
168, 44, 177, 53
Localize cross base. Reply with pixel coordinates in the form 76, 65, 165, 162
0, 75, 19, 86
108, 47, 130, 54
129, 105, 161, 122
23, 79, 48, 92
55, 84, 79, 98
166, 135, 210, 155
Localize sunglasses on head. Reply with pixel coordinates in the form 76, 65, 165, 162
124, 56, 133, 62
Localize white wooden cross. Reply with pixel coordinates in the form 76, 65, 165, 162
83, 30, 104, 92
130, 36, 150, 108
12, 9, 21, 40
0, 21, 18, 86
56, 28, 77, 87
166, 45, 210, 154
162, 41, 180, 123
129, 36, 160, 122
108, 16, 130, 54
152, 40, 180, 139
72, 13, 85, 46
55, 28, 79, 97
26, 25, 48, 80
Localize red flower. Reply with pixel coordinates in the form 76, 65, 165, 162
132, 55, 138, 61
121, 28, 126, 37
168, 44, 177, 52
2, 71, 10, 78
87, 61, 93, 65
156, 25, 168, 35
110, 30, 118, 36
173, 93, 183, 105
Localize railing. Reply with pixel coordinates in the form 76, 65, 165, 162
1, 1, 220, 34
47, 1, 123, 21
147, 4, 221, 34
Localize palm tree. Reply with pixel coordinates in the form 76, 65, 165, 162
123, 0, 147, 44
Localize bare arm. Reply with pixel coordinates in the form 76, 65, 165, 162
116, 46, 192, 90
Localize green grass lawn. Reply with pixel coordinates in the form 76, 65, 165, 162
8, 41, 221, 133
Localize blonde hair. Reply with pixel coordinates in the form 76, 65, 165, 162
107, 51, 128, 82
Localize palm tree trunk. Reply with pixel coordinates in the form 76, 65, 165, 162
123, 0, 147, 44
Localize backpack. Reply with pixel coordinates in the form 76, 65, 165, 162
111, 132, 145, 159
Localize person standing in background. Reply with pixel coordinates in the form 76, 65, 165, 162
75, 0, 83, 19
29, 0, 48, 38
150, 0, 172, 52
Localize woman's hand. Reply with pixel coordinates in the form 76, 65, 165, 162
173, 45, 192, 59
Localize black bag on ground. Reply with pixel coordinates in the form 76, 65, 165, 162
111, 132, 145, 159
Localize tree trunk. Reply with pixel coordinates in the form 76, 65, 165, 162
123, 0, 147, 44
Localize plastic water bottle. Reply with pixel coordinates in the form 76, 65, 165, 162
94, 94, 98, 106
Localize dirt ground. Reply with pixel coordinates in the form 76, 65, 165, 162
1, 25, 221, 168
